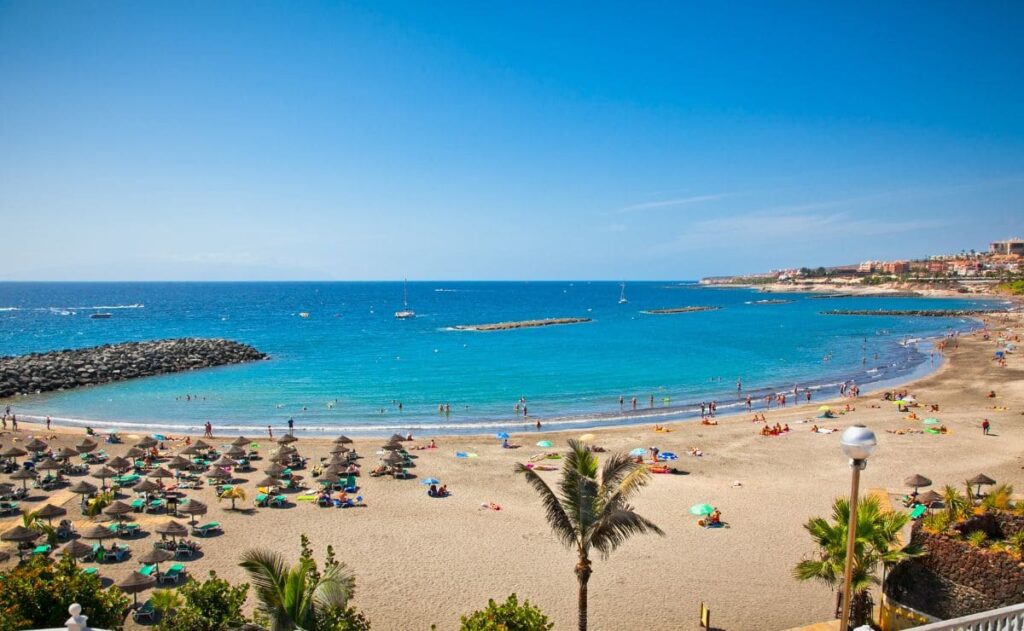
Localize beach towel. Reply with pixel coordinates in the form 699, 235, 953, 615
455, 452, 478, 459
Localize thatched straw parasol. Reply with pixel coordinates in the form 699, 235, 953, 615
178, 500, 207, 525
25, 438, 49, 453
60, 539, 94, 559
10, 468, 38, 490
389, 433, 408, 443
103, 500, 134, 517
125, 447, 147, 459
107, 456, 131, 471
1, 446, 28, 460
277, 434, 298, 444
155, 520, 188, 539
255, 476, 281, 488
212, 455, 237, 467
179, 445, 200, 456
2, 525, 41, 560
264, 463, 286, 476
75, 440, 98, 454
35, 503, 67, 524
968, 473, 996, 496
918, 490, 942, 506
232, 436, 251, 447
168, 456, 192, 470
904, 474, 932, 493
56, 447, 79, 460
69, 480, 98, 496
81, 524, 113, 541
136, 437, 158, 449
36, 458, 63, 471
117, 571, 157, 606
133, 479, 161, 493
334, 435, 353, 444
148, 467, 174, 479
138, 547, 174, 572
192, 440, 212, 451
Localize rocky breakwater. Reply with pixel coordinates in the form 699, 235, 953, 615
453, 317, 591, 331
0, 338, 267, 398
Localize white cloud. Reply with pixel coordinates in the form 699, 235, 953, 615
617, 193, 732, 213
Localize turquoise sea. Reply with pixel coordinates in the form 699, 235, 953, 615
0, 282, 1004, 436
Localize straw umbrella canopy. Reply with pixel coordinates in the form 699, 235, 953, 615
329, 445, 349, 455
231, 436, 251, 447
389, 433, 407, 443
103, 500, 134, 520
117, 571, 157, 606
968, 474, 996, 496
276, 434, 298, 444
0, 445, 27, 461
148, 467, 174, 480
36, 458, 63, 472
56, 447, 79, 461
10, 468, 38, 490
381, 442, 402, 452
193, 440, 212, 451
133, 479, 161, 494
178, 445, 200, 456
138, 547, 174, 572
25, 438, 49, 454
125, 447, 147, 459
2, 525, 41, 560
211, 455, 237, 468
155, 520, 188, 540
35, 503, 67, 524
384, 451, 405, 466
136, 437, 158, 449
168, 456, 192, 470
264, 463, 286, 477
69, 480, 98, 496
226, 446, 246, 458
918, 490, 943, 506
206, 468, 230, 481
255, 476, 281, 488
92, 465, 117, 483
107, 456, 132, 472
81, 524, 112, 541
904, 474, 932, 493
334, 435, 353, 444
178, 500, 207, 525
60, 539, 94, 559
75, 440, 98, 454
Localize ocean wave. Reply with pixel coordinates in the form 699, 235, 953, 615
0, 307, 19, 312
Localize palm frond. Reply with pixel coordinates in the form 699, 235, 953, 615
515, 463, 577, 548
590, 508, 664, 557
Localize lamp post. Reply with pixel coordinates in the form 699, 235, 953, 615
838, 424, 877, 631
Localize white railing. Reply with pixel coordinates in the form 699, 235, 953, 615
913, 602, 1024, 631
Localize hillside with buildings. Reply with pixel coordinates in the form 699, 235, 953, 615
702, 237, 1024, 296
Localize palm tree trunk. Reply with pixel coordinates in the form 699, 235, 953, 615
575, 554, 592, 631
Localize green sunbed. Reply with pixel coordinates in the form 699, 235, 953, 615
909, 504, 928, 519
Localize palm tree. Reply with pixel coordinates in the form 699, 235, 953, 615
240, 548, 355, 631
149, 588, 183, 622
21, 509, 56, 545
794, 496, 922, 628
514, 440, 663, 631
943, 484, 969, 520
219, 486, 247, 511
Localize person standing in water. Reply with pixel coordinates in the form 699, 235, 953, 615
287, 418, 294, 433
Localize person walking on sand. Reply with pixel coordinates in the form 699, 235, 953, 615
982, 419, 991, 435
287, 418, 294, 433
267, 425, 273, 439
46, 416, 51, 430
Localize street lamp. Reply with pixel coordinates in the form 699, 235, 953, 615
839, 424, 876, 631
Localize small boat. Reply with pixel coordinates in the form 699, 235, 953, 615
299, 312, 310, 319
90, 313, 112, 319
618, 282, 628, 304
395, 279, 415, 319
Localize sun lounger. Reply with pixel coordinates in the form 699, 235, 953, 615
130, 498, 146, 511
32, 544, 52, 556
192, 522, 222, 536
254, 493, 269, 507
81, 567, 99, 576
0, 502, 20, 516
343, 475, 358, 493
147, 499, 165, 512
159, 563, 186, 584
175, 544, 193, 559
133, 600, 156, 623
269, 494, 287, 507
909, 504, 928, 519
139, 564, 157, 577
394, 469, 412, 480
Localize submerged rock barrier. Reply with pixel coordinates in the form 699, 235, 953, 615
453, 317, 591, 331
823, 309, 995, 317
641, 306, 721, 315
0, 338, 267, 398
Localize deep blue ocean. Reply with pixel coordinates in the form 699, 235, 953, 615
0, 282, 1004, 435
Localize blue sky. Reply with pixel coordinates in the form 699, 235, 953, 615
1, 1, 1022, 280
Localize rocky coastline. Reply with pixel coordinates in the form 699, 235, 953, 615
641, 306, 721, 315
0, 338, 267, 399
823, 309, 996, 317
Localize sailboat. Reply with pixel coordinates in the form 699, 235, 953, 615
618, 282, 628, 304
394, 279, 416, 319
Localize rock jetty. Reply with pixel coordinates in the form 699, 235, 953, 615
0, 338, 267, 398
823, 309, 995, 317
642, 306, 721, 315
453, 318, 591, 331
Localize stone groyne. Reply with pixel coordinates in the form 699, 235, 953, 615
453, 317, 591, 331
0, 338, 267, 398
641, 306, 721, 315
823, 309, 995, 317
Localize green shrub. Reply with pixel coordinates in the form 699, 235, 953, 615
921, 511, 952, 534
0, 555, 130, 631
966, 530, 987, 547
157, 571, 249, 631
460, 594, 554, 631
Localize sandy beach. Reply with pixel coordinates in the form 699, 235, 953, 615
2, 311, 1022, 630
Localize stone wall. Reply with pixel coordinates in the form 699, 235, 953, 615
884, 514, 1024, 619
0, 338, 267, 398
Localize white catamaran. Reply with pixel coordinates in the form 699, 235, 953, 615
394, 279, 416, 319
618, 282, 628, 304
